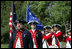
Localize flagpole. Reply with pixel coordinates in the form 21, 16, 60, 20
27, 1, 28, 4
26, 1, 27, 29
11, 1, 13, 48
26, 1, 28, 22
9, 1, 18, 48
11, 1, 17, 47
11, 1, 13, 47
26, 1, 29, 30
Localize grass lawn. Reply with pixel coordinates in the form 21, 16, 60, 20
1, 44, 9, 48
1, 41, 65, 48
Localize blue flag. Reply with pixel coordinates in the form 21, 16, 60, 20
11, 1, 17, 22
26, 3, 43, 30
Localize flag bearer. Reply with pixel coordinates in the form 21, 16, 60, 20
9, 20, 33, 48
28, 20, 42, 48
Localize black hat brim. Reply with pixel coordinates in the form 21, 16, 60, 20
52, 24, 61, 28
19, 20, 27, 24
29, 22, 38, 25
44, 26, 51, 30
14, 20, 27, 24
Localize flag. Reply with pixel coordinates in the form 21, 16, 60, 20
26, 3, 43, 30
9, 1, 17, 39
9, 1, 17, 48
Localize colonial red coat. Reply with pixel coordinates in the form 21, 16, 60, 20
42, 33, 52, 46
63, 36, 71, 42
14, 30, 24, 48
53, 30, 62, 48
9, 29, 33, 48
63, 36, 71, 48
30, 29, 42, 48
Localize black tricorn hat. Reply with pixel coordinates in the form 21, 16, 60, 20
44, 25, 52, 30
14, 20, 27, 24
52, 24, 61, 28
28, 20, 39, 25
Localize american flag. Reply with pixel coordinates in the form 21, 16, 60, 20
9, 1, 17, 39
9, 12, 12, 39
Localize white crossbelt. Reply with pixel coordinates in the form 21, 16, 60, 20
33, 38, 37, 48
15, 37, 21, 48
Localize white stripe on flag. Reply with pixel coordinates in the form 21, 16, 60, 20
10, 12, 12, 15
10, 32, 12, 37
9, 22, 12, 25
10, 18, 12, 20
10, 27, 12, 38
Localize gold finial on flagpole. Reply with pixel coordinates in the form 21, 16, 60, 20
27, 1, 28, 4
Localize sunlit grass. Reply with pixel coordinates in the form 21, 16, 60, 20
1, 41, 66, 48
1, 44, 9, 48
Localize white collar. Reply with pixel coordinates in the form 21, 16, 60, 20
32, 29, 36, 33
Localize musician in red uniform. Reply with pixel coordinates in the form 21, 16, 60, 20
42, 25, 52, 48
52, 24, 62, 48
63, 29, 71, 48
28, 20, 42, 48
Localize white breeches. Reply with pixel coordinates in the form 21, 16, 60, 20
66, 41, 71, 48
59, 42, 62, 48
